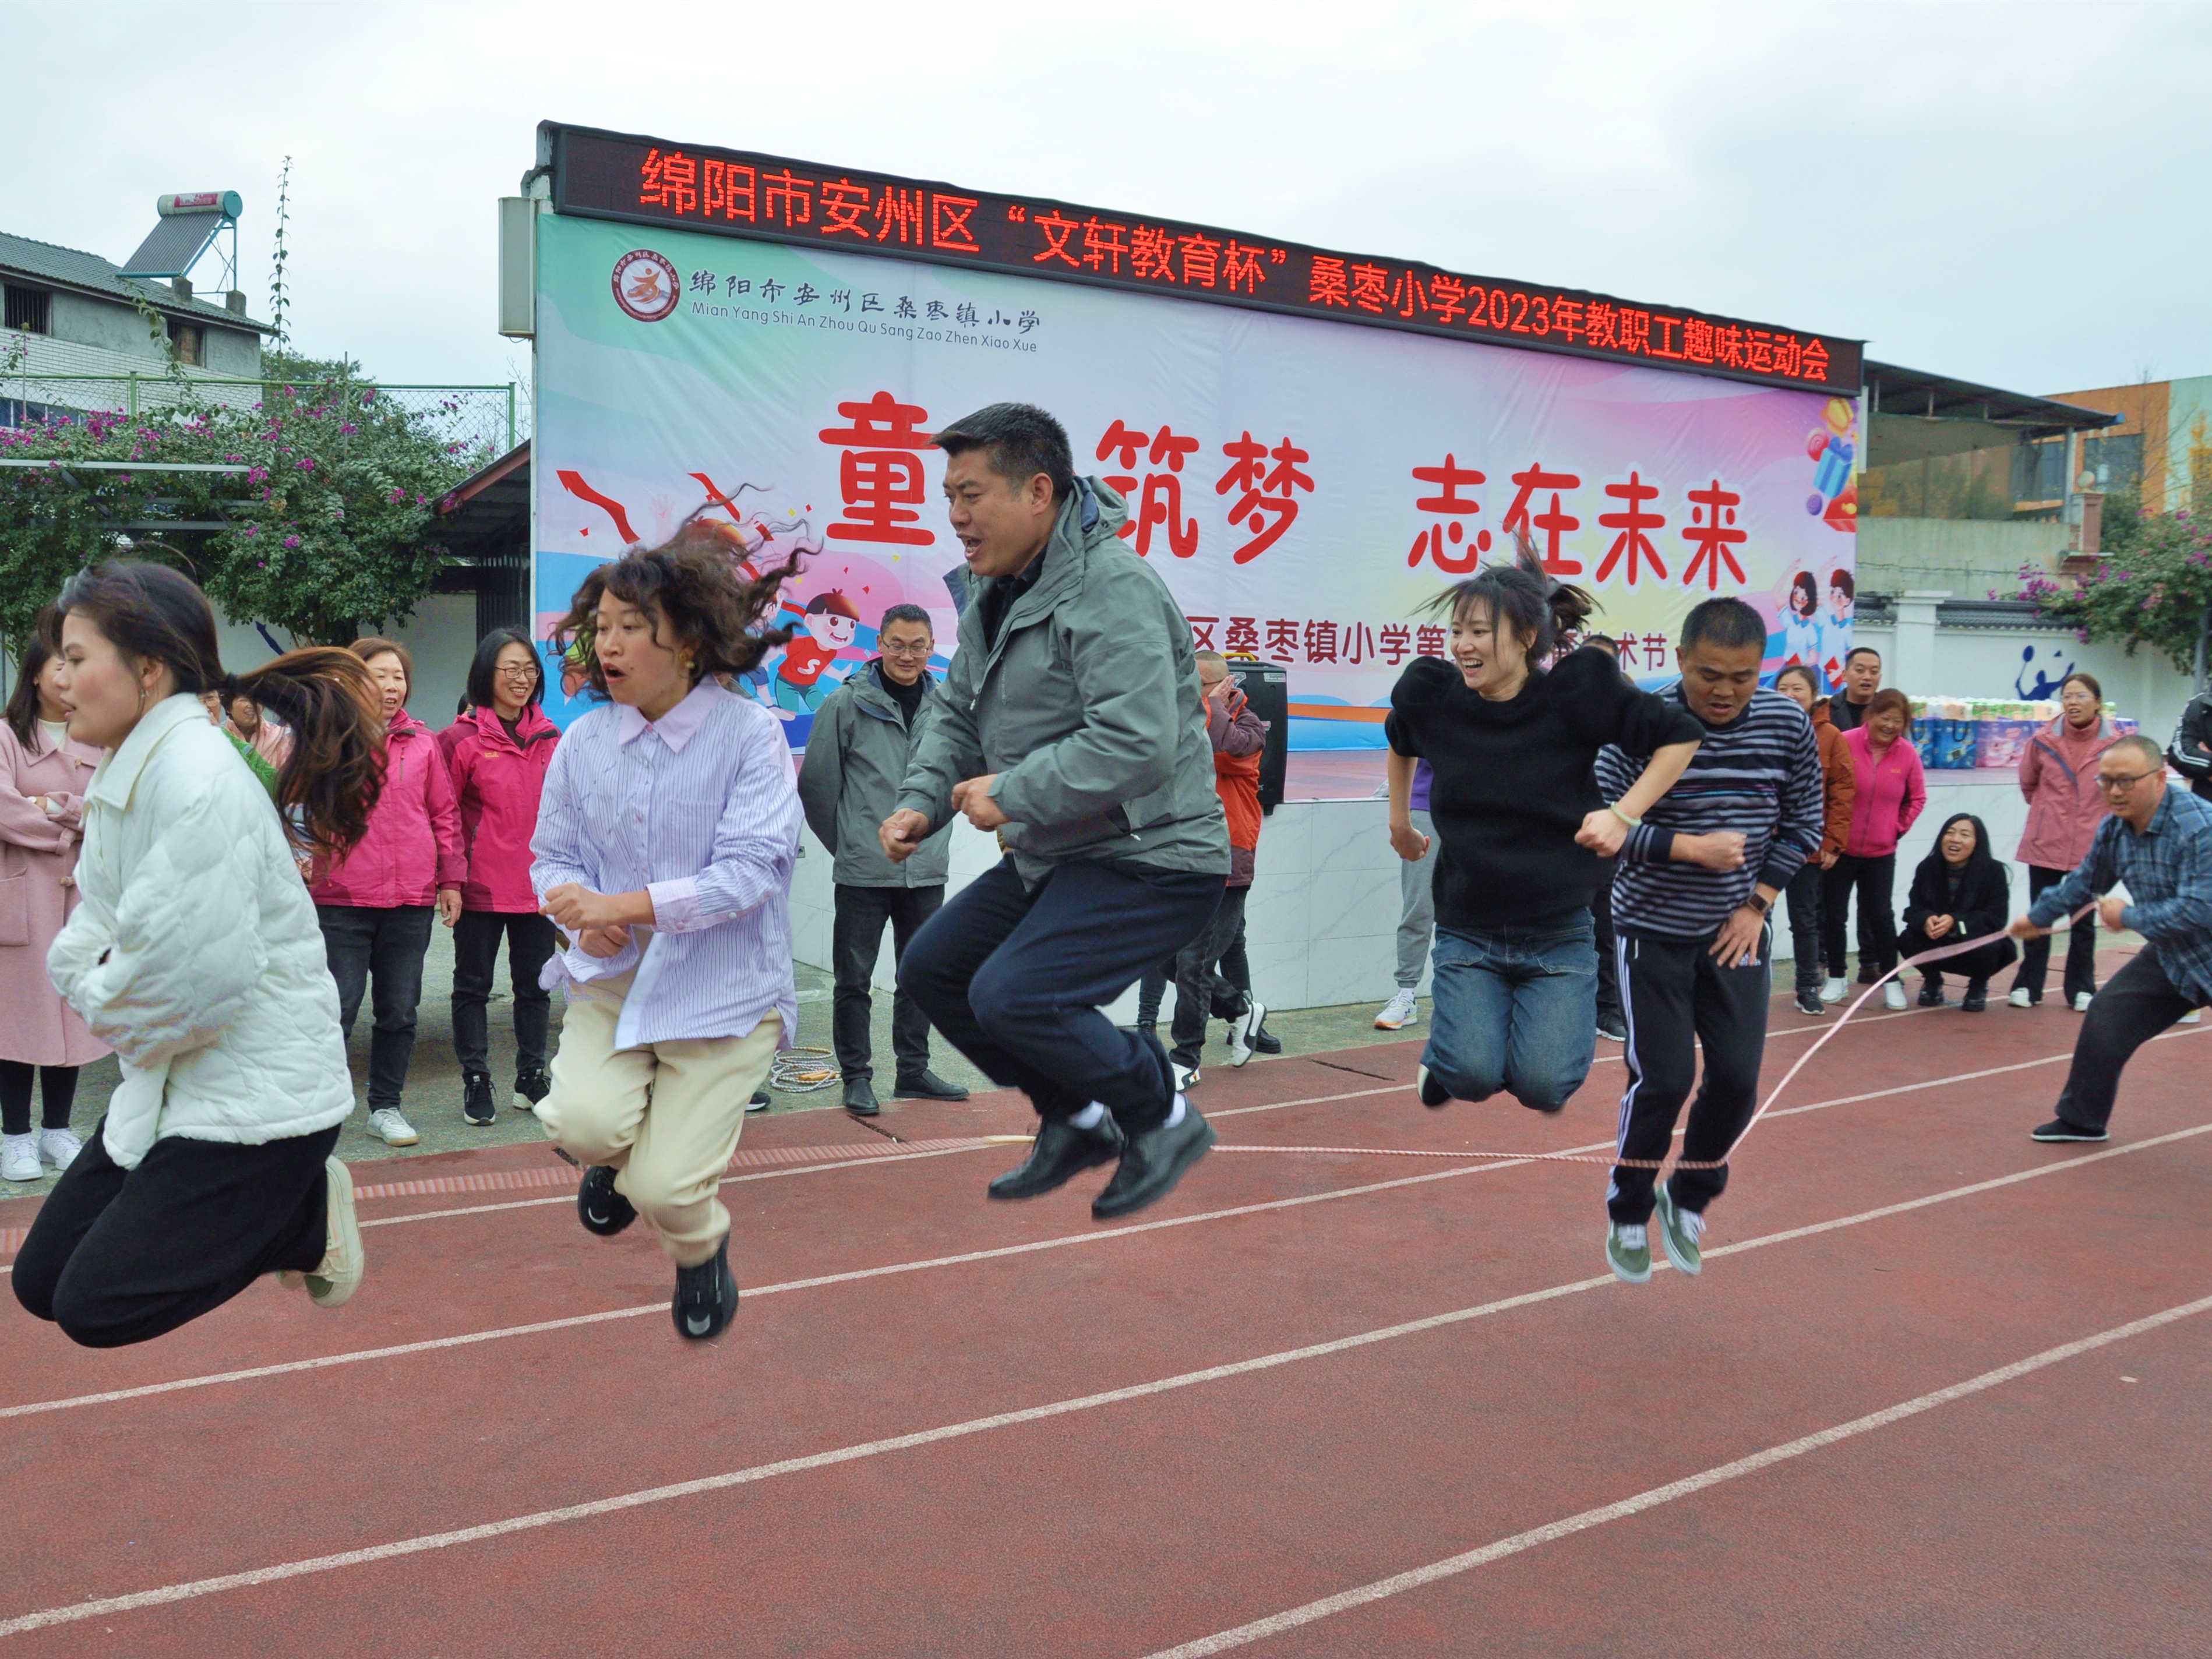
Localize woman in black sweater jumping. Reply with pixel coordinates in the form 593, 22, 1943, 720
1384, 555, 1707, 1114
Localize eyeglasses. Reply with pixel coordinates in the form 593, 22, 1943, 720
879, 640, 933, 657
2097, 770, 2159, 792
495, 664, 540, 681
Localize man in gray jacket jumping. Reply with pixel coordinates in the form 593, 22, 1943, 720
883, 403, 1229, 1219
798, 602, 971, 1118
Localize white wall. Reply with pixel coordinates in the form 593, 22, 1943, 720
214, 592, 478, 732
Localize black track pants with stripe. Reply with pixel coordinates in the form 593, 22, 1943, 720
1608, 925, 1770, 1224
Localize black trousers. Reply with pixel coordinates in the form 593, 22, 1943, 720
1593, 860, 1621, 1020
12, 1117, 337, 1349
1609, 926, 1770, 1223
832, 883, 944, 1083
1822, 852, 1897, 982
1218, 915, 1253, 1003
1900, 924, 2016, 987
1783, 862, 1825, 995
0, 1061, 79, 1135
2051, 948, 2196, 1132
451, 909, 559, 1078
2013, 864, 2100, 1004
902, 857, 1222, 1131
1170, 884, 1251, 1067
316, 904, 434, 1110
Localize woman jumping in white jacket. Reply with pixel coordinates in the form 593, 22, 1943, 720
13, 563, 387, 1348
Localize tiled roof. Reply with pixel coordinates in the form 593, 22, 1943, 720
0, 228, 274, 334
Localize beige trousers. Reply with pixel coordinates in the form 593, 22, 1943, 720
537, 970, 781, 1267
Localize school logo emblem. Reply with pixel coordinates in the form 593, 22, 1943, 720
611, 249, 680, 322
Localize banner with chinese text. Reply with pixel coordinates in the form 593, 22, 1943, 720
532, 210, 1859, 749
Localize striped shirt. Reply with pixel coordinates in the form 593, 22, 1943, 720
1597, 686, 1824, 941
532, 680, 800, 1051
2031, 783, 2212, 1005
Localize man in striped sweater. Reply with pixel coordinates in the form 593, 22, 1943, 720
1594, 597, 1825, 1285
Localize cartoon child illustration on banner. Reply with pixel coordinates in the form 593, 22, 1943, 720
770, 590, 862, 717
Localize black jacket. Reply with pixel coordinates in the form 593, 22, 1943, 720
2168, 691, 2212, 801
1901, 813, 2012, 942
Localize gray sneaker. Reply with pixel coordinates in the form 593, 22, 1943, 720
1653, 1185, 1703, 1276
1606, 1222, 1652, 1284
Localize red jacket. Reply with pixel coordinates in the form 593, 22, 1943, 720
1841, 724, 1927, 859
309, 710, 466, 908
2015, 714, 2119, 871
1207, 689, 1268, 888
443, 705, 561, 912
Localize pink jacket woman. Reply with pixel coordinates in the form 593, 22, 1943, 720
2015, 712, 2119, 871
308, 708, 465, 906
1841, 721, 1927, 858
0, 719, 108, 1068
445, 703, 560, 910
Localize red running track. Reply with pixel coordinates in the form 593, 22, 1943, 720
0, 955, 2207, 1656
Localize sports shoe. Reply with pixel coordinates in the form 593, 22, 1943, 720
747, 1089, 770, 1113
1417, 1064, 1451, 1109
2182, 1011, 2204, 1025
1606, 1222, 1652, 1284
462, 1071, 497, 1126
514, 1065, 551, 1112
1820, 977, 1847, 1004
1, 1132, 41, 1182
366, 1108, 418, 1146
2073, 991, 2094, 1012
672, 1238, 739, 1341
37, 1127, 82, 1172
1793, 989, 1825, 1016
279, 1157, 365, 1309
1595, 1011, 1628, 1043
1883, 983, 1907, 1011
1918, 980, 1945, 1008
2008, 987, 2034, 1009
2030, 1118, 2107, 1143
1653, 1185, 1703, 1276
1374, 989, 1419, 1030
577, 1165, 637, 1236
1228, 1000, 1266, 1068
1172, 1061, 1200, 1091
1961, 981, 1989, 1013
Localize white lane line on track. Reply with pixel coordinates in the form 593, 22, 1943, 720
1135, 1291, 2212, 1658
4, 1043, 2199, 1424
0, 1123, 2204, 1644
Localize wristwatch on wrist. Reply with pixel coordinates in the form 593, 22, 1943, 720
1744, 892, 1770, 916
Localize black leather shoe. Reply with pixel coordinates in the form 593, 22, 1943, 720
987, 1116, 1123, 1201
1918, 980, 1945, 1007
578, 1166, 636, 1237
1961, 980, 1989, 1012
1250, 1025, 1282, 1056
1092, 1106, 1216, 1220
843, 1076, 880, 1117
672, 1238, 739, 1341
894, 1068, 970, 1100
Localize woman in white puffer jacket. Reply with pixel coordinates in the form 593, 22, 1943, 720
13, 563, 388, 1349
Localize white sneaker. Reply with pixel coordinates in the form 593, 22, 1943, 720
1883, 982, 1907, 1011
1374, 989, 1419, 1030
2073, 992, 2094, 1013
1, 1132, 40, 1182
2008, 987, 2034, 1008
366, 1107, 419, 1146
2182, 1011, 2203, 1025
37, 1127, 82, 1172
280, 1156, 364, 1309
1820, 977, 1847, 1004
1228, 1000, 1265, 1067
1172, 1062, 1200, 1092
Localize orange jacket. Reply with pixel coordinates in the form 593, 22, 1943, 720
1809, 700, 1857, 860
1207, 690, 1267, 886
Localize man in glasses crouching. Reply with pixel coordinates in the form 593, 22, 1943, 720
2010, 733, 2212, 1142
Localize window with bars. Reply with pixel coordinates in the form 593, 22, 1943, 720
3, 284, 51, 334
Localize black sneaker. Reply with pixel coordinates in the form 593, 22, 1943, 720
1417, 1064, 1451, 1109
514, 1065, 551, 1113
1918, 980, 1945, 1008
747, 1090, 770, 1114
577, 1166, 637, 1235
463, 1071, 497, 1125
2030, 1118, 2108, 1143
1595, 1011, 1628, 1043
672, 1238, 739, 1341
1961, 981, 1988, 1012
1794, 989, 1826, 1016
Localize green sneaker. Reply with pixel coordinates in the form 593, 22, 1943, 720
1653, 1185, 1703, 1277
1606, 1222, 1652, 1284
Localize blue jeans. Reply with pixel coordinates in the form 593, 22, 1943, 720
1422, 916, 1597, 1113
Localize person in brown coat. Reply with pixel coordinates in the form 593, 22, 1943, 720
1775, 665, 1856, 1015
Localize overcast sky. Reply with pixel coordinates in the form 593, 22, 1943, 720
4, 2, 2205, 401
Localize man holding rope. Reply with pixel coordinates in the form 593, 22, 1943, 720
2010, 732, 2212, 1143
1596, 598, 1825, 1284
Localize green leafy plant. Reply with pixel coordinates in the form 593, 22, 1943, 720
2016, 508, 2212, 675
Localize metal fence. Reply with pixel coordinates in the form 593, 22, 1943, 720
0, 372, 525, 463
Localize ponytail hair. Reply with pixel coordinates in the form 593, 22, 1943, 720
1421, 532, 1596, 663
57, 560, 386, 860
